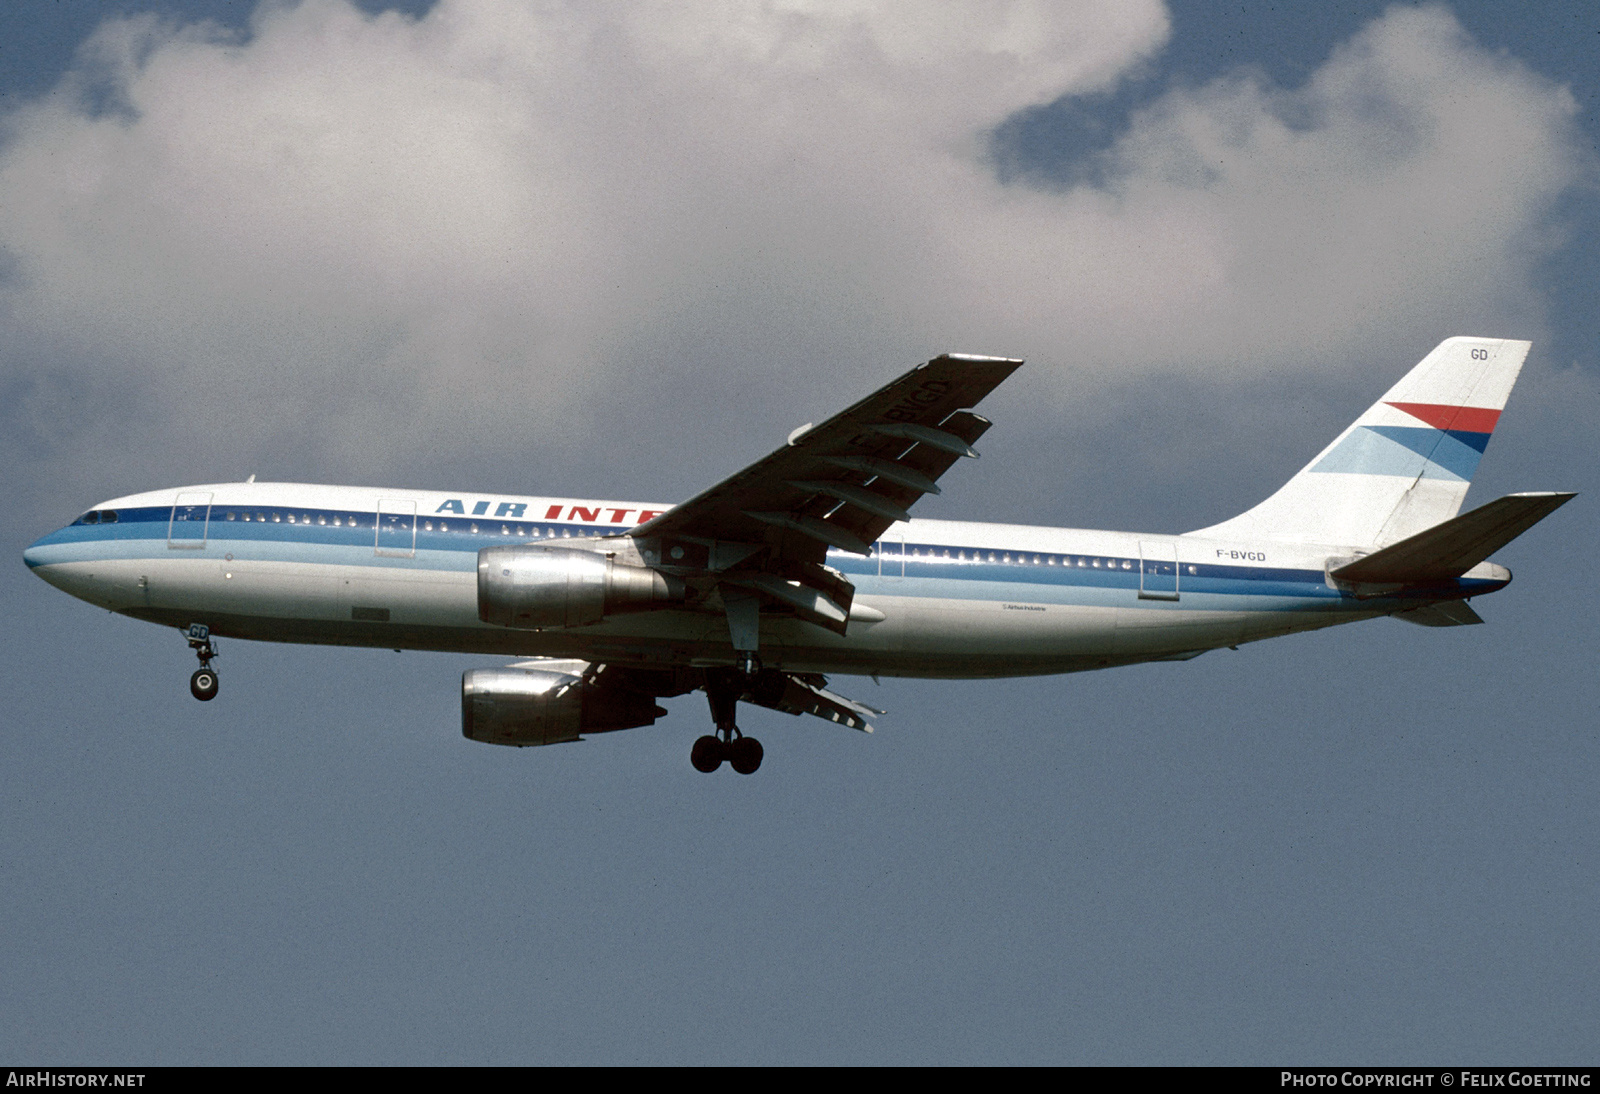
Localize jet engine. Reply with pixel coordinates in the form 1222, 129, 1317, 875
477, 545, 685, 629
461, 662, 666, 747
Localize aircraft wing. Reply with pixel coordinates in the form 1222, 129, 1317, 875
632, 353, 1021, 554
628, 353, 1022, 633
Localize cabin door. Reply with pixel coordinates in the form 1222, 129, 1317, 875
168, 492, 213, 549
878, 533, 903, 580
1138, 540, 1180, 601
375, 499, 417, 558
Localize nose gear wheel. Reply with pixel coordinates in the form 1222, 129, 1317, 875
190, 668, 219, 701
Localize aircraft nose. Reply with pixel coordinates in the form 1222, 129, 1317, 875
23, 530, 72, 575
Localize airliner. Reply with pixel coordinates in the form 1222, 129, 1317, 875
23, 337, 1572, 773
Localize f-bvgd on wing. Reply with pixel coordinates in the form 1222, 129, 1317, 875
629, 353, 1023, 638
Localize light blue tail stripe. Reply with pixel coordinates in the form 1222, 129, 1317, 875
1310, 426, 1485, 482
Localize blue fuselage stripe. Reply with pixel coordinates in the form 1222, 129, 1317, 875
29, 504, 1504, 607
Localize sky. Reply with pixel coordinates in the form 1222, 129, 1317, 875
2, 1, 1596, 1065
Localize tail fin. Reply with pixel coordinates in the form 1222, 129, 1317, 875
1191, 337, 1531, 548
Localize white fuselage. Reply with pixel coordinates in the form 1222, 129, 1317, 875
24, 482, 1499, 679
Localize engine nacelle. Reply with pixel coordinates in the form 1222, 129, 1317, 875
477, 545, 685, 629
461, 664, 665, 747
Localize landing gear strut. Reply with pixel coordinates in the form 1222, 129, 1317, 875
691, 667, 763, 774
186, 624, 219, 701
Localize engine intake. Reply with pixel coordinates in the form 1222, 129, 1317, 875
461, 664, 666, 747
478, 545, 685, 629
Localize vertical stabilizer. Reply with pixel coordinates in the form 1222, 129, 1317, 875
1190, 337, 1530, 548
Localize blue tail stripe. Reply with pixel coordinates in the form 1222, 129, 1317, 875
1310, 426, 1487, 482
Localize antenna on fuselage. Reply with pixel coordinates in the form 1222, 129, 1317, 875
245, 473, 256, 483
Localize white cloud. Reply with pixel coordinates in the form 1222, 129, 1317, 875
0, 1, 1586, 493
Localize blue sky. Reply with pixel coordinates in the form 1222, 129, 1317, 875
2, 1, 1596, 1064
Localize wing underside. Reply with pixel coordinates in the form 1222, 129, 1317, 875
630, 353, 1023, 636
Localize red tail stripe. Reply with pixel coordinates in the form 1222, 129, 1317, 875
1386, 401, 1501, 434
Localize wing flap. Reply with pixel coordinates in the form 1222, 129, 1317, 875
744, 672, 883, 732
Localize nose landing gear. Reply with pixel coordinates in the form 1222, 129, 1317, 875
691, 667, 763, 774
185, 624, 219, 701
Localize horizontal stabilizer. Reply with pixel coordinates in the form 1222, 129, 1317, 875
1392, 601, 1485, 627
1331, 492, 1575, 584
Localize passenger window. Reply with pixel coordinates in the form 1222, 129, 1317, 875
424, 521, 433, 531
440, 522, 449, 532
471, 523, 479, 534
287, 514, 295, 523
502, 525, 509, 535
226, 511, 236, 521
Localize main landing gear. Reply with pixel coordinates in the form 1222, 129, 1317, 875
691, 666, 763, 774
185, 624, 219, 702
